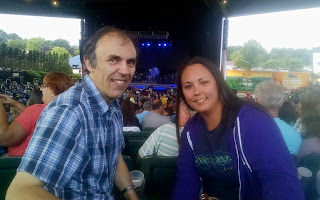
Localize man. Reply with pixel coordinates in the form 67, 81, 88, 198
137, 101, 194, 163
254, 80, 302, 155
7, 27, 139, 200
141, 98, 170, 129
136, 101, 152, 124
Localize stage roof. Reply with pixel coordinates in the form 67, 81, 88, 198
1, 0, 320, 19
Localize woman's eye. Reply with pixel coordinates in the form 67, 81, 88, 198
184, 85, 191, 89
201, 81, 208, 85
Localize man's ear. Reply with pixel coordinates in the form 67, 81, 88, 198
84, 58, 94, 73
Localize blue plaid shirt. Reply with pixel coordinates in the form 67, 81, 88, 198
18, 76, 124, 200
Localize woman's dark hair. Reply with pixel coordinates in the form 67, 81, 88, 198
120, 99, 140, 127
175, 57, 266, 144
27, 88, 43, 106
279, 101, 297, 126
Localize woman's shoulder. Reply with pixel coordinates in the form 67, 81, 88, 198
238, 104, 270, 120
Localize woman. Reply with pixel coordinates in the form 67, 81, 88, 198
0, 72, 74, 156
173, 57, 303, 200
121, 99, 141, 132
297, 89, 320, 162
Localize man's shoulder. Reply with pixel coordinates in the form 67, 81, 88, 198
275, 118, 300, 135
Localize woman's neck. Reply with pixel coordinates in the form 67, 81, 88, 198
201, 102, 223, 131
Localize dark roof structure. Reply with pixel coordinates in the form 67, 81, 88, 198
1, 0, 320, 71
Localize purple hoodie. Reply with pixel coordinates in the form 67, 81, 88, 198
173, 105, 304, 200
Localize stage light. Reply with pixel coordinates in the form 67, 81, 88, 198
141, 43, 145, 46
146, 43, 151, 47
52, 0, 59, 6
163, 43, 167, 47
158, 43, 161, 47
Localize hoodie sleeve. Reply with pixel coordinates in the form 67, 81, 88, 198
172, 119, 202, 200
239, 106, 304, 200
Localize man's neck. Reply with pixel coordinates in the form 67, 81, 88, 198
269, 110, 279, 118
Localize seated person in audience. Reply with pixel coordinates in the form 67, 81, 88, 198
0, 72, 73, 156
254, 80, 302, 155
26, 88, 43, 106
298, 89, 320, 162
141, 98, 170, 129
137, 101, 193, 163
279, 101, 298, 126
121, 99, 141, 132
136, 101, 152, 124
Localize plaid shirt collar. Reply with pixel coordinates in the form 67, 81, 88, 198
81, 75, 120, 115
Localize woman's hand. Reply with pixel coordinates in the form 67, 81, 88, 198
0, 94, 15, 106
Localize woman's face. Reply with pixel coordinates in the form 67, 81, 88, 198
40, 83, 55, 104
181, 63, 222, 114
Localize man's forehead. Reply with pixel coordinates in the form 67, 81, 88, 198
99, 32, 133, 46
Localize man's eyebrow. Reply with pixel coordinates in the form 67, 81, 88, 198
127, 58, 137, 63
107, 55, 121, 60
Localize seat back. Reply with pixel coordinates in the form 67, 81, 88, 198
0, 157, 22, 200
123, 131, 151, 160
298, 153, 320, 200
141, 127, 157, 133
139, 155, 177, 200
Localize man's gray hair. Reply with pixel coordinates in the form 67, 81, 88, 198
143, 101, 152, 111
254, 80, 284, 111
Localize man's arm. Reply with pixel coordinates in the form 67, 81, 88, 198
114, 153, 139, 200
6, 172, 59, 200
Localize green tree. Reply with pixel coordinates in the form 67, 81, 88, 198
230, 40, 268, 70
26, 37, 45, 51
7, 39, 27, 51
0, 29, 8, 44
50, 47, 71, 57
7, 33, 21, 40
227, 45, 242, 61
41, 40, 53, 54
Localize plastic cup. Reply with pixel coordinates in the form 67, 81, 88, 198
298, 167, 312, 180
298, 167, 313, 187
130, 170, 144, 188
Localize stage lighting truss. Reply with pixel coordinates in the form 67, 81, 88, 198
129, 31, 169, 40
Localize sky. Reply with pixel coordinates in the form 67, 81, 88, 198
228, 7, 320, 52
0, 7, 320, 51
0, 14, 81, 46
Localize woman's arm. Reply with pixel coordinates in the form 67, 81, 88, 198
0, 101, 27, 147
240, 108, 304, 200
173, 126, 202, 200
0, 94, 26, 114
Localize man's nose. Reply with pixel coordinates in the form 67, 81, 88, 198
118, 62, 130, 75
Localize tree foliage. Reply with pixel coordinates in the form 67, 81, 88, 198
7, 39, 27, 51
230, 40, 268, 70
228, 40, 320, 72
26, 37, 45, 51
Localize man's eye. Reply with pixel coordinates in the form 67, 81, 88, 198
109, 58, 117, 63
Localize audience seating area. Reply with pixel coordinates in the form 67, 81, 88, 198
298, 153, 320, 200
122, 131, 152, 162
0, 129, 178, 200
0, 156, 22, 200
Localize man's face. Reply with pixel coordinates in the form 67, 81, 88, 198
86, 34, 137, 104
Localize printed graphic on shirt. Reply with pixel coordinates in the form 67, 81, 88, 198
195, 147, 233, 173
